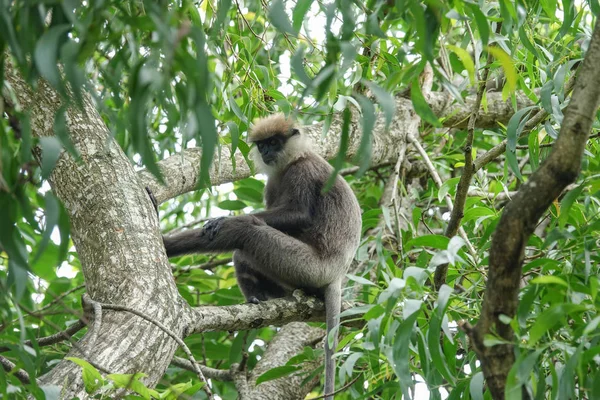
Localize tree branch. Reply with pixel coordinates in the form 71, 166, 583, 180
0, 320, 86, 353
185, 291, 358, 334
0, 355, 32, 384
470, 21, 600, 399
231, 322, 324, 400
140, 90, 536, 204
170, 356, 233, 381
435, 22, 501, 289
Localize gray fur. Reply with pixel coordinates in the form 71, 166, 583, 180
162, 118, 362, 399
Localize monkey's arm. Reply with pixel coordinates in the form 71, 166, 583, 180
163, 215, 264, 257
252, 208, 312, 232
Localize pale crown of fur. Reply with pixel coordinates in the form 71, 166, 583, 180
249, 113, 295, 142
249, 114, 312, 176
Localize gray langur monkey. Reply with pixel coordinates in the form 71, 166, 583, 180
162, 114, 362, 399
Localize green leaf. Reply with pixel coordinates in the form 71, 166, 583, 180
353, 94, 375, 176
256, 365, 301, 385
346, 274, 377, 286
392, 309, 421, 398
54, 106, 79, 159
506, 106, 536, 152
107, 373, 158, 399
218, 200, 247, 210
323, 107, 351, 192
530, 275, 569, 288
558, 185, 583, 227
467, 4, 490, 47
469, 371, 484, 400
487, 47, 517, 97
528, 132, 539, 170
34, 24, 70, 91
291, 45, 311, 85
438, 177, 460, 202
364, 80, 395, 128
447, 45, 475, 85
505, 147, 523, 181
268, 0, 296, 35
405, 235, 449, 251
39, 137, 63, 179
66, 357, 104, 393
32, 193, 60, 266
528, 304, 566, 345
227, 121, 240, 156
427, 285, 455, 383
213, 0, 232, 34
228, 94, 249, 124
410, 79, 440, 127
292, 0, 314, 32
233, 187, 263, 204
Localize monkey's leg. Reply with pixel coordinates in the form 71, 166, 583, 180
241, 225, 339, 288
233, 251, 289, 303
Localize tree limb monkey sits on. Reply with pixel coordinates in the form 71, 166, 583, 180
162, 114, 362, 399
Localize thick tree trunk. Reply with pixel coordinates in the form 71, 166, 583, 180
4, 58, 185, 398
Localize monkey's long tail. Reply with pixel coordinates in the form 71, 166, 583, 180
324, 281, 342, 400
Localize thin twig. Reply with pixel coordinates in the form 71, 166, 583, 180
171, 356, 233, 381
172, 258, 232, 273
0, 355, 31, 384
166, 217, 211, 234
515, 132, 600, 149
407, 136, 477, 258
0, 319, 86, 353
307, 372, 363, 400
435, 23, 501, 289
4, 284, 85, 328
234, 0, 265, 43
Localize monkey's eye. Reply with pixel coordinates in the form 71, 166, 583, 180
269, 139, 277, 146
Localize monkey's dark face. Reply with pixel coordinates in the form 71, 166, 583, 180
254, 129, 299, 165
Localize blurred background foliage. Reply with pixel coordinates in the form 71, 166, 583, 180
1, 0, 600, 398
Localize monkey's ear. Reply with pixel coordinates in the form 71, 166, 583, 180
291, 128, 300, 136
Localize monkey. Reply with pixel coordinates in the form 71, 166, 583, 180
161, 114, 362, 399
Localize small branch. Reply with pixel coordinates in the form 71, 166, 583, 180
0, 355, 32, 384
170, 356, 233, 381
186, 291, 359, 334
166, 217, 211, 234
436, 23, 501, 290
82, 295, 214, 400
307, 372, 363, 400
234, 0, 264, 42
408, 136, 477, 258
473, 74, 577, 172
36, 284, 85, 314
467, 190, 517, 201
172, 258, 232, 273
0, 320, 86, 353
515, 132, 600, 149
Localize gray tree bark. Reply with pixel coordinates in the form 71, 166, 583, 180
4, 57, 182, 398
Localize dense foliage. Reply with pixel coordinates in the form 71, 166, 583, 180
1, 0, 600, 399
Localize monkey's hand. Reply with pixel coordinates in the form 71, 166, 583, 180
201, 217, 226, 240
202, 215, 266, 241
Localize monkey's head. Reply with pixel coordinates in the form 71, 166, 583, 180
249, 114, 311, 175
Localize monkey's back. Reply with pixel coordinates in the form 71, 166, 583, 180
264, 152, 362, 267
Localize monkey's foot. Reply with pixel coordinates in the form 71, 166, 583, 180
247, 296, 261, 305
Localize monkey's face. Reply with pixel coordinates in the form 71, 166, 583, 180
255, 135, 285, 165
254, 129, 300, 165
